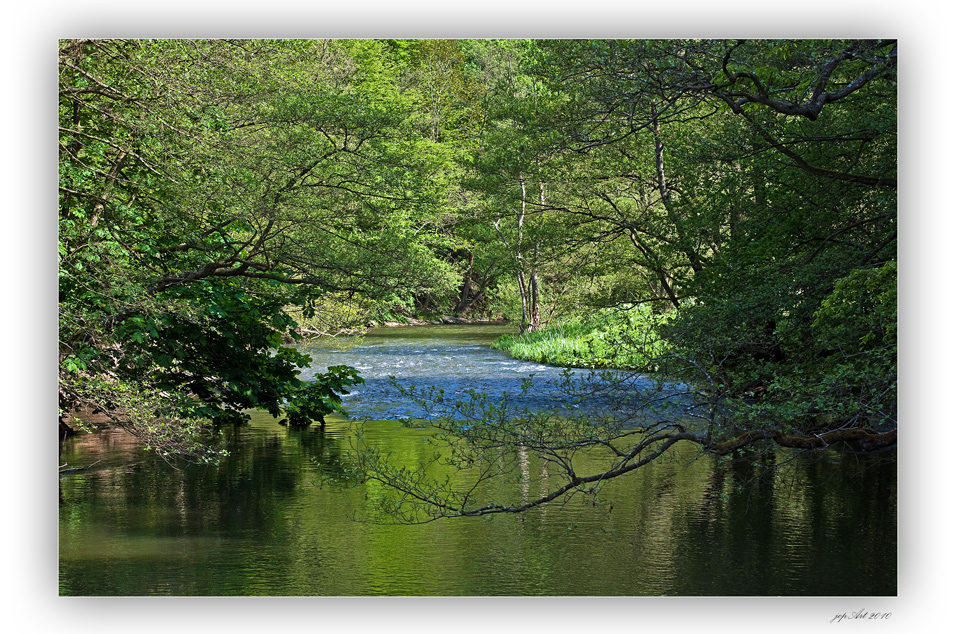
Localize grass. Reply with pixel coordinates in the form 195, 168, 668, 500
491, 306, 671, 370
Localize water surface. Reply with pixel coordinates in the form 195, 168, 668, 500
59, 325, 897, 596
297, 324, 688, 420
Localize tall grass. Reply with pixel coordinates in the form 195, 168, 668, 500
492, 306, 672, 370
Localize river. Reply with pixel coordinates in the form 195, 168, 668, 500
58, 325, 897, 596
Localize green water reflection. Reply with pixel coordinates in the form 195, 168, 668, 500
59, 413, 896, 596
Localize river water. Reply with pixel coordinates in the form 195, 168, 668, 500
58, 325, 897, 596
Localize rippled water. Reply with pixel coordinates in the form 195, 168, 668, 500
297, 324, 688, 421
59, 325, 897, 596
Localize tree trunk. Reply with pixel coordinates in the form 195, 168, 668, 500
527, 269, 540, 332
651, 104, 670, 206
653, 103, 704, 273
526, 183, 545, 332
90, 149, 129, 227
627, 230, 681, 309
495, 178, 542, 333
516, 179, 534, 332
455, 289, 486, 317
453, 253, 475, 315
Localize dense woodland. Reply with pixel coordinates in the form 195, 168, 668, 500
59, 39, 896, 516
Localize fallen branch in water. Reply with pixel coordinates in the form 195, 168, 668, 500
59, 460, 101, 474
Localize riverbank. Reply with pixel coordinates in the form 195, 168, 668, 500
491, 307, 670, 371
293, 315, 510, 339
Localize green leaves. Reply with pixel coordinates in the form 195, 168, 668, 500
280, 365, 365, 427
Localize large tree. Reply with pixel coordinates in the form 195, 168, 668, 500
58, 39, 459, 456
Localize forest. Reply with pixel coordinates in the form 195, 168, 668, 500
58, 39, 897, 517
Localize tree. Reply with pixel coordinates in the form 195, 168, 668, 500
58, 39, 460, 456
525, 38, 896, 406
462, 40, 591, 331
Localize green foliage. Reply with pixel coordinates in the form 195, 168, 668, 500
280, 366, 365, 428
57, 39, 451, 459
493, 305, 672, 369
64, 370, 228, 463
655, 261, 898, 432
812, 261, 897, 350
111, 280, 318, 424
284, 292, 379, 336
805, 262, 897, 425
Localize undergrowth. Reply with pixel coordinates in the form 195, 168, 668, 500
491, 305, 672, 370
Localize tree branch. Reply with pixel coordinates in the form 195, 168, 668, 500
713, 40, 897, 121
742, 112, 896, 188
